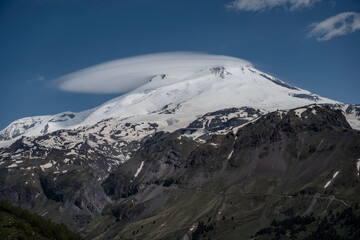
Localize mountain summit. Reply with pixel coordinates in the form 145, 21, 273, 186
1, 55, 358, 146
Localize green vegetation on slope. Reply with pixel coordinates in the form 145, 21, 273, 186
0, 200, 83, 240
254, 205, 360, 240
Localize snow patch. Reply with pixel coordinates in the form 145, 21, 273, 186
294, 108, 306, 118
134, 161, 144, 178
227, 149, 234, 160
7, 163, 17, 168
324, 180, 332, 189
40, 163, 53, 171
65, 149, 77, 156
324, 170, 340, 189
189, 224, 196, 231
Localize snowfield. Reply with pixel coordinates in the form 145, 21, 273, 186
0, 54, 358, 146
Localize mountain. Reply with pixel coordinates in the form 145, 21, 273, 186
0, 55, 359, 239
85, 105, 360, 239
0, 106, 265, 229
2, 61, 359, 147
1, 105, 359, 238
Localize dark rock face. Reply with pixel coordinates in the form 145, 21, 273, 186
0, 184, 39, 205
157, 102, 183, 114
290, 93, 320, 101
50, 113, 76, 122
102, 173, 139, 199
345, 104, 360, 116
210, 66, 231, 79
0, 166, 111, 229
40, 176, 64, 202
259, 73, 298, 90
187, 107, 265, 132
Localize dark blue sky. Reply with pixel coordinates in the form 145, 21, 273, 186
1, 0, 359, 129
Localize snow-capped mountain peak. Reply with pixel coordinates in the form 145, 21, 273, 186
0, 56, 358, 146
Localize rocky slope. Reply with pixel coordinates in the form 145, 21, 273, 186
0, 106, 265, 229
79, 105, 359, 239
0, 105, 359, 238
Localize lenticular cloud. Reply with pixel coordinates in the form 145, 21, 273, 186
55, 52, 251, 94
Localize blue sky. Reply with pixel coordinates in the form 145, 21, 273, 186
0, 0, 359, 129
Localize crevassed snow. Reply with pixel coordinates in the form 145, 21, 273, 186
134, 161, 144, 178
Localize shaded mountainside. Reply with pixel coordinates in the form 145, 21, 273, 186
0, 105, 359, 239
83, 105, 360, 239
254, 206, 360, 240
0, 107, 263, 230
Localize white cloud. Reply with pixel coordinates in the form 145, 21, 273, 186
226, 0, 321, 11
308, 12, 360, 41
37, 75, 45, 81
27, 74, 46, 84
54, 52, 251, 94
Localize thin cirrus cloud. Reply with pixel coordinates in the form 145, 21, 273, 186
54, 52, 251, 94
226, 0, 321, 11
27, 74, 46, 84
308, 12, 360, 41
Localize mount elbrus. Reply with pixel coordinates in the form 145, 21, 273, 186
0, 56, 359, 239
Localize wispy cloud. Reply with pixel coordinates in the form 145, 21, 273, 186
27, 74, 46, 84
54, 52, 251, 94
226, 0, 321, 12
308, 12, 360, 41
